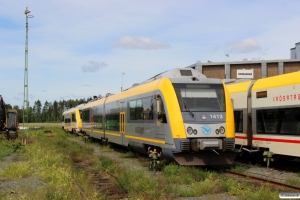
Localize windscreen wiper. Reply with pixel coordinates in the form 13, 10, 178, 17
183, 101, 194, 118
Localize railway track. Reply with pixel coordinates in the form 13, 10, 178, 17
226, 170, 300, 192
73, 161, 128, 200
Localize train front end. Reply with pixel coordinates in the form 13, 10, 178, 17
6, 110, 19, 139
161, 69, 236, 165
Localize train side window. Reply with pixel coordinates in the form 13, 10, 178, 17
94, 115, 103, 130
157, 98, 167, 123
129, 97, 154, 121
142, 97, 153, 120
256, 110, 263, 133
72, 114, 76, 122
136, 99, 143, 120
280, 108, 300, 135
234, 111, 243, 132
129, 101, 137, 120
257, 109, 279, 134
106, 114, 119, 131
82, 110, 90, 123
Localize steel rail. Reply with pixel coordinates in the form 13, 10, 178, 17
71, 178, 89, 200
226, 170, 300, 191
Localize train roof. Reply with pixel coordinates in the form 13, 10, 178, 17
62, 104, 84, 115
252, 71, 300, 91
226, 80, 253, 94
83, 68, 226, 110
131, 68, 211, 88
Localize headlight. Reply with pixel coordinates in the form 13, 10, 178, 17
215, 129, 219, 135
219, 126, 225, 134
193, 129, 197, 135
187, 127, 193, 135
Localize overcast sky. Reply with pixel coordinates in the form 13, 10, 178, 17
1, 1, 300, 107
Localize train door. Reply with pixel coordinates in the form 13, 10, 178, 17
119, 102, 126, 145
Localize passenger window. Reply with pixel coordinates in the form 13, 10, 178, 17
106, 115, 119, 131
280, 108, 300, 135
234, 111, 243, 132
129, 97, 154, 121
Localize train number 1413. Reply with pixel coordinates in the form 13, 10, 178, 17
210, 114, 223, 119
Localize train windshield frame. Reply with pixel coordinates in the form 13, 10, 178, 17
173, 83, 226, 112
7, 112, 16, 129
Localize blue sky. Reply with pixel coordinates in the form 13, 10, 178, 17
1, 1, 300, 107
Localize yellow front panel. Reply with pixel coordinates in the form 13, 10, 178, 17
75, 108, 82, 128
157, 79, 186, 139
223, 81, 235, 138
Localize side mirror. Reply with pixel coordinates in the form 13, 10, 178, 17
156, 98, 162, 114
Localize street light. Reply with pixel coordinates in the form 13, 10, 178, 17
224, 54, 229, 79
23, 7, 34, 135
121, 72, 125, 91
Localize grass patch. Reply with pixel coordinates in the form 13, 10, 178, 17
285, 177, 300, 187
0, 137, 24, 161
117, 168, 163, 199
230, 165, 246, 173
0, 125, 288, 199
98, 155, 118, 174
119, 151, 137, 158
0, 127, 100, 200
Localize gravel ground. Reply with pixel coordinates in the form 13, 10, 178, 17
0, 154, 46, 199
246, 167, 297, 182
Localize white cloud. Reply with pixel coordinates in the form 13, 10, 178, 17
81, 61, 107, 73
114, 36, 171, 50
225, 38, 263, 54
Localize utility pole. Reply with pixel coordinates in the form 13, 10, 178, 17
23, 7, 34, 136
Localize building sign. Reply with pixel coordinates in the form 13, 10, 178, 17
237, 69, 253, 79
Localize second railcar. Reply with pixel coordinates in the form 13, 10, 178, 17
226, 71, 300, 159
62, 104, 84, 134
82, 68, 236, 166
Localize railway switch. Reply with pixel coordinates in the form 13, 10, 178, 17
149, 149, 161, 173
263, 151, 274, 169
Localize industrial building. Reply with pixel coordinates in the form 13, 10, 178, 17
291, 42, 300, 59
186, 58, 300, 80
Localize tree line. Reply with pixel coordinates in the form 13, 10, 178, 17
5, 97, 93, 123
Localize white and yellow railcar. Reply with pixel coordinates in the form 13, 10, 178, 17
82, 68, 236, 166
227, 71, 300, 158
62, 104, 84, 134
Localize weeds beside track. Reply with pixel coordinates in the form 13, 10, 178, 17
0, 125, 298, 199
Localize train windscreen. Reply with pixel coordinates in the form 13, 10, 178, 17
7, 112, 16, 129
173, 83, 225, 112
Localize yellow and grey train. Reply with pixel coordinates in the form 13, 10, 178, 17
226, 71, 300, 159
81, 68, 236, 166
62, 104, 84, 134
